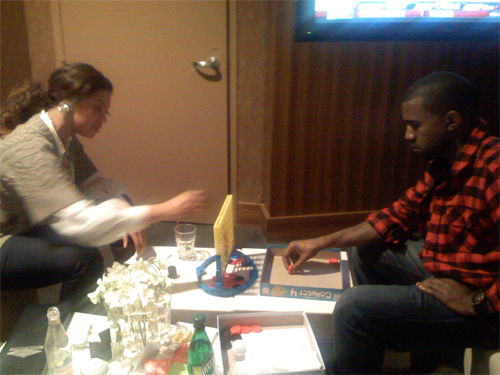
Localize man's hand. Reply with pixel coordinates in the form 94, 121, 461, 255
282, 238, 322, 274
417, 277, 476, 315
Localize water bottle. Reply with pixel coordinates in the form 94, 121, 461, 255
44, 306, 74, 375
187, 313, 215, 375
228, 340, 248, 375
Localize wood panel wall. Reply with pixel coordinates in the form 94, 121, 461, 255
0, 1, 32, 100
236, 1, 500, 242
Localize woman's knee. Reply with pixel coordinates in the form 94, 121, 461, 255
60, 246, 103, 274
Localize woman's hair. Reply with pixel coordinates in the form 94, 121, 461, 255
1, 62, 113, 135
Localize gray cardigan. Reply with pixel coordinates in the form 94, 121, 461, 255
0, 114, 97, 243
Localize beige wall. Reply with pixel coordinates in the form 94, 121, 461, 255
3, 0, 268, 227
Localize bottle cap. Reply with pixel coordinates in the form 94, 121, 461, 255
168, 265, 179, 279
47, 306, 60, 321
193, 313, 206, 329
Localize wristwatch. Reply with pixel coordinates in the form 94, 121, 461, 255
472, 290, 489, 315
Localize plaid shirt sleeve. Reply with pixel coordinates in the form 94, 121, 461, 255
482, 140, 499, 311
366, 176, 431, 243
368, 125, 499, 313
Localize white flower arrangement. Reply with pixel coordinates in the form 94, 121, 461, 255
88, 258, 174, 360
88, 258, 173, 312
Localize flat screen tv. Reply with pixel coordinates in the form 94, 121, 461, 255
295, 0, 500, 41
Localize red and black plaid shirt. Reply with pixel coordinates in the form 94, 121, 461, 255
367, 120, 499, 312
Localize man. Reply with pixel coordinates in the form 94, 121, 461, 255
283, 72, 499, 374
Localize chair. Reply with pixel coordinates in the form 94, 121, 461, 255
464, 348, 500, 375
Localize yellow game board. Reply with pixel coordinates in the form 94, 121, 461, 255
213, 195, 235, 272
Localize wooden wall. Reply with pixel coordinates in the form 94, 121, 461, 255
0, 1, 32, 100
236, 1, 500, 242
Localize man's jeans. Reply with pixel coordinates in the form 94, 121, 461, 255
331, 240, 498, 374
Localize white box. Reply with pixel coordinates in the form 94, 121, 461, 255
217, 311, 325, 375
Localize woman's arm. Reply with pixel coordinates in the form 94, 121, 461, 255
49, 190, 209, 248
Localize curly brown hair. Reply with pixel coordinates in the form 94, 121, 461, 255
1, 63, 113, 137
1, 83, 49, 136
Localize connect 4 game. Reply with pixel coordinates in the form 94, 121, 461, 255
259, 245, 351, 302
213, 195, 235, 272
196, 195, 258, 297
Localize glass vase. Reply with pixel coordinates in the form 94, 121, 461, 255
107, 292, 172, 363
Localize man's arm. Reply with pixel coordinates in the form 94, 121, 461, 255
282, 221, 383, 273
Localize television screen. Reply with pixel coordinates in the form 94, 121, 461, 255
296, 0, 500, 41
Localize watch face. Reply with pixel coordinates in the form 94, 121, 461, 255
472, 290, 484, 305
473, 290, 485, 305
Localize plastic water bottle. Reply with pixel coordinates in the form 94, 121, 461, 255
44, 306, 74, 375
187, 313, 215, 375
228, 340, 248, 375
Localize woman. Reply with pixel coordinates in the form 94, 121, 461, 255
1, 62, 208, 306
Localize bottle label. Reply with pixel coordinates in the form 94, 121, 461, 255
47, 350, 74, 375
191, 355, 215, 375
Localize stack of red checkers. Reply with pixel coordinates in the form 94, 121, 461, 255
230, 325, 262, 334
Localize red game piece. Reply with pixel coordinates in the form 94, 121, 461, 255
230, 325, 242, 335
250, 325, 262, 333
231, 258, 246, 265
144, 358, 174, 375
172, 343, 189, 364
241, 326, 251, 334
288, 264, 293, 274
329, 258, 340, 264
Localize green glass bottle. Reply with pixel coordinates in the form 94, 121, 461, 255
187, 313, 215, 375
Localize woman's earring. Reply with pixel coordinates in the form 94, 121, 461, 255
58, 100, 76, 117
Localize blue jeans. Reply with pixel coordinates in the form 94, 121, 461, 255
331, 240, 498, 374
1, 226, 104, 306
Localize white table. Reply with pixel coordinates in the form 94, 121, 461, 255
67, 246, 350, 375
128, 246, 351, 343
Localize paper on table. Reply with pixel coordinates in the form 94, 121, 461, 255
67, 312, 109, 344
235, 327, 323, 374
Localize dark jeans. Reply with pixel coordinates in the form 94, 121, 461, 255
331, 240, 499, 374
1, 226, 104, 306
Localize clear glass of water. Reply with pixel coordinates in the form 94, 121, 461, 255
174, 224, 196, 260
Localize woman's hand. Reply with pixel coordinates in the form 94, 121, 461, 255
123, 229, 147, 257
150, 190, 209, 222
168, 190, 209, 218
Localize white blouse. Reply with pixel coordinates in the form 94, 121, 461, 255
40, 111, 149, 247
